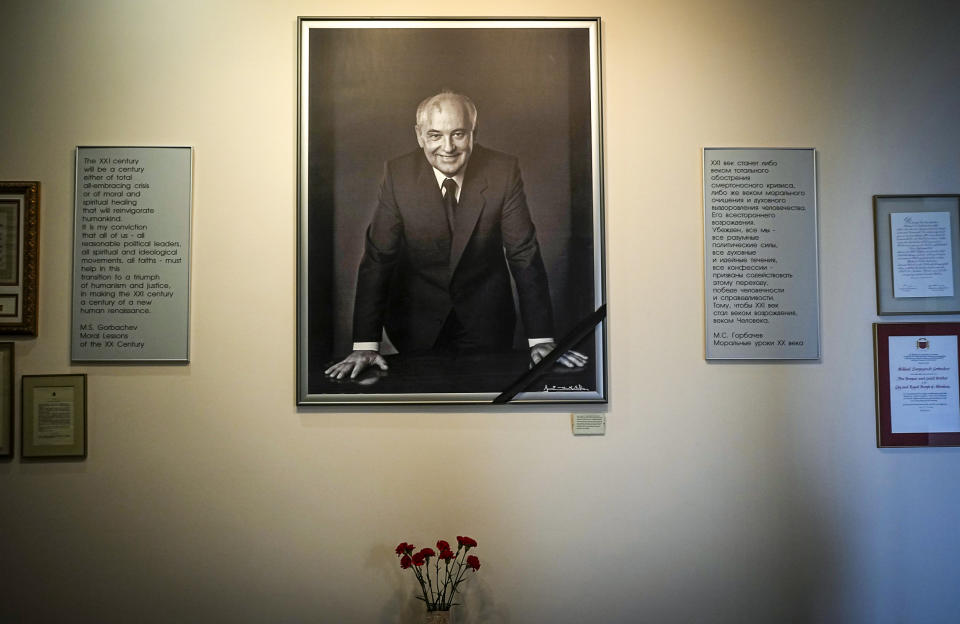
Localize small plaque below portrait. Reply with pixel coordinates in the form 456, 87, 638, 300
572, 413, 606, 435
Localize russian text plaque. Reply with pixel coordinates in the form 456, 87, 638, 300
704, 147, 820, 360
72, 146, 192, 361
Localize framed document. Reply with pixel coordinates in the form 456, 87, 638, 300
874, 322, 960, 447
0, 181, 40, 335
874, 195, 960, 315
0, 343, 12, 458
297, 18, 607, 405
21, 374, 87, 459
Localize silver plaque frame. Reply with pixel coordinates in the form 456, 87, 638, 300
71, 146, 193, 362
703, 147, 821, 360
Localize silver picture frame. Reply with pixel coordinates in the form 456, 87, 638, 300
874, 195, 960, 315
297, 17, 607, 405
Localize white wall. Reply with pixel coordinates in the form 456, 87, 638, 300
2, 1, 959, 622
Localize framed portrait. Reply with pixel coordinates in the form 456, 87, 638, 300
0, 343, 12, 458
874, 322, 960, 447
297, 18, 607, 405
874, 195, 960, 315
21, 374, 87, 459
0, 181, 40, 335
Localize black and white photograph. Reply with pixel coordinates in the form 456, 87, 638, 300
297, 18, 606, 405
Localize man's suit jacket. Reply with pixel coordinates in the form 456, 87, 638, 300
352, 144, 554, 353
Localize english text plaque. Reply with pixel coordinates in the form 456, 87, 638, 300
72, 146, 192, 362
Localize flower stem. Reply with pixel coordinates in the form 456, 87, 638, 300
412, 566, 429, 606
425, 559, 436, 609
450, 549, 470, 596
440, 558, 451, 607
435, 557, 444, 608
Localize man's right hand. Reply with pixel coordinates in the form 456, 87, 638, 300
324, 350, 389, 379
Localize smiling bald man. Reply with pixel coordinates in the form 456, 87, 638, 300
325, 90, 587, 379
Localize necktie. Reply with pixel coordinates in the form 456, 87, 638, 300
442, 178, 458, 235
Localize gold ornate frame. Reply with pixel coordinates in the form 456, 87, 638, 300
0, 181, 39, 335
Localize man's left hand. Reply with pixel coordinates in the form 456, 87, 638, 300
530, 342, 589, 368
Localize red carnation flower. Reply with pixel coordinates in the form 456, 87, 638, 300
466, 555, 481, 571
395, 542, 414, 557
412, 552, 426, 567
418, 548, 436, 559
439, 548, 455, 561
400, 555, 412, 569
457, 536, 478, 549
436, 540, 450, 551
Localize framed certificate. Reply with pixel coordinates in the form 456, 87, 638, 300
874, 195, 960, 315
874, 322, 960, 447
21, 374, 87, 459
0, 342, 13, 458
0, 181, 40, 335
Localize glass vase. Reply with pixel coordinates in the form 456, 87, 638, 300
424, 610, 451, 624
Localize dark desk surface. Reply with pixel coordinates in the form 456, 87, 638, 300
311, 349, 596, 398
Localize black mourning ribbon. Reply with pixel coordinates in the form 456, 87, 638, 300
493, 304, 607, 404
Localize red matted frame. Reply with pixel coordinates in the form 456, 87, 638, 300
874, 322, 960, 447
